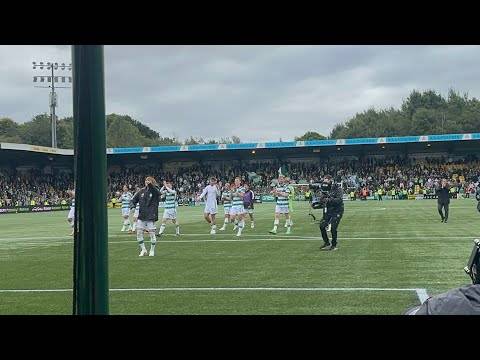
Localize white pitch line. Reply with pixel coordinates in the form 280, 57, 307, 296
0, 287, 426, 294
415, 288, 430, 304
0, 234, 477, 243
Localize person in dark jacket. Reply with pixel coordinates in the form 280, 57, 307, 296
435, 179, 450, 223
316, 175, 344, 251
130, 176, 161, 257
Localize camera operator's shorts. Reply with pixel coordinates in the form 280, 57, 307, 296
275, 205, 290, 214
204, 204, 218, 215
121, 208, 131, 217
136, 220, 156, 232
229, 205, 245, 216
162, 208, 177, 220
68, 207, 75, 220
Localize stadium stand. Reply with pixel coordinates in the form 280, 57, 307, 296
1, 132, 480, 210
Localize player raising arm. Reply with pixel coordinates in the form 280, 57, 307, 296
230, 177, 246, 237
130, 176, 161, 257
67, 189, 75, 236
197, 177, 221, 235
158, 180, 180, 236
269, 175, 292, 235
130, 186, 141, 233
219, 182, 232, 231
120, 185, 133, 232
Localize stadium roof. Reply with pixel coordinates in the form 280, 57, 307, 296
1, 132, 480, 157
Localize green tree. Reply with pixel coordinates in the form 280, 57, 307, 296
57, 117, 74, 148
19, 114, 52, 146
107, 117, 149, 147
295, 131, 326, 141
0, 118, 21, 143
184, 136, 205, 145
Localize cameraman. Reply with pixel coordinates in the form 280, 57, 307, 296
312, 175, 344, 251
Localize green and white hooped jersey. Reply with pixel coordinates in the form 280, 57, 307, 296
120, 192, 133, 209
231, 187, 245, 206
275, 185, 290, 206
222, 191, 232, 207
162, 188, 177, 210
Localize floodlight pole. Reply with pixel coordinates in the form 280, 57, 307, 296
50, 65, 57, 148
72, 45, 109, 315
32, 61, 72, 148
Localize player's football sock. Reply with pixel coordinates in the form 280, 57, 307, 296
210, 224, 216, 235
236, 221, 244, 237
271, 219, 279, 233
149, 233, 157, 256
158, 224, 166, 235
286, 224, 291, 234
175, 225, 180, 235
251, 221, 255, 228
132, 223, 136, 231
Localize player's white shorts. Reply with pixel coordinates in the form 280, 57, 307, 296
136, 220, 156, 232
162, 208, 177, 220
224, 205, 231, 216
275, 205, 290, 214
204, 204, 218, 215
67, 207, 75, 220
121, 208, 130, 217
229, 205, 245, 216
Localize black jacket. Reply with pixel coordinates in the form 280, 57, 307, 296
130, 184, 161, 222
320, 183, 344, 213
435, 186, 450, 204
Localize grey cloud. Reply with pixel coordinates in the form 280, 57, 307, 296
1, 45, 480, 143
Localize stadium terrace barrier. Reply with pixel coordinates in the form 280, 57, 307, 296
0, 205, 71, 214
2, 131, 480, 156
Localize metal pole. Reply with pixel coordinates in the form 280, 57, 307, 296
72, 45, 109, 315
51, 66, 57, 148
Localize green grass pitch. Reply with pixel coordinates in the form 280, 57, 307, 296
0, 199, 477, 315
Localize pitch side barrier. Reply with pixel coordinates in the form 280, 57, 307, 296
2, 132, 480, 157
0, 205, 71, 214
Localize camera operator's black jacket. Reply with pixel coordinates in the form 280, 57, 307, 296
435, 185, 450, 204
323, 184, 344, 213
130, 184, 161, 222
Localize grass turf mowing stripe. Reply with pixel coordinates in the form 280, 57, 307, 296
0, 287, 429, 304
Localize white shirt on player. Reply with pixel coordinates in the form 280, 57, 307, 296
199, 184, 220, 214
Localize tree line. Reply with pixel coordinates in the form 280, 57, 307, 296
1, 89, 479, 147
0, 113, 241, 148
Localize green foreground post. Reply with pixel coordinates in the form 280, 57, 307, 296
72, 45, 109, 315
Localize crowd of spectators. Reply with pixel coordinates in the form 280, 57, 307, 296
1, 155, 480, 207
0, 168, 73, 207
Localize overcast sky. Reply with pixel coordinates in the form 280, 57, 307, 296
1, 45, 479, 143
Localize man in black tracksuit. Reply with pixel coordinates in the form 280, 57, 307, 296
435, 179, 450, 223
130, 176, 162, 257
317, 175, 344, 251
